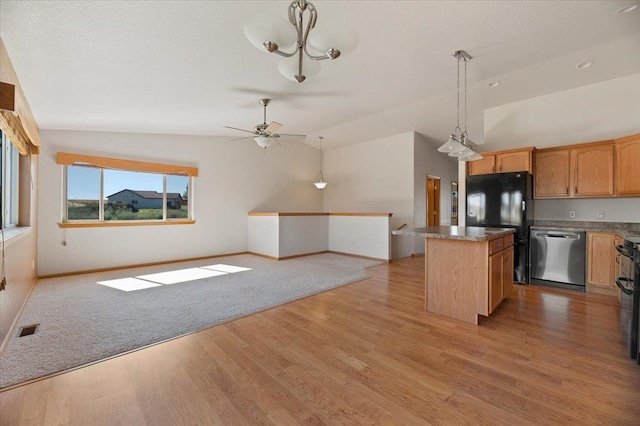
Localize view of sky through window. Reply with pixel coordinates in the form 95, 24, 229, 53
67, 166, 187, 199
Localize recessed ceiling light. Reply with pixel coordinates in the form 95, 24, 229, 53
576, 60, 594, 70
487, 80, 500, 88
613, 2, 639, 15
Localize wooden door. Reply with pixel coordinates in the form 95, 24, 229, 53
615, 133, 640, 196
534, 149, 570, 198
427, 177, 440, 226
468, 155, 495, 176
496, 150, 531, 173
572, 143, 614, 197
587, 232, 616, 288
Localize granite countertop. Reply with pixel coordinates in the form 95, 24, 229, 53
392, 226, 515, 242
531, 221, 640, 238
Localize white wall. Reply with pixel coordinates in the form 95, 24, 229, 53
328, 215, 391, 260
322, 132, 415, 259
413, 133, 459, 254
279, 215, 328, 258
38, 130, 322, 275
482, 73, 640, 223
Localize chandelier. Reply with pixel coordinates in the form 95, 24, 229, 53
437, 50, 482, 162
243, 0, 358, 83
313, 136, 327, 189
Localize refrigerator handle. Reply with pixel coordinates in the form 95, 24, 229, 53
522, 201, 525, 211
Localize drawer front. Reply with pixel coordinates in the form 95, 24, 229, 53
489, 238, 505, 255
503, 234, 514, 247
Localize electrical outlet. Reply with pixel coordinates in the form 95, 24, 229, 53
569, 210, 576, 219
596, 210, 605, 220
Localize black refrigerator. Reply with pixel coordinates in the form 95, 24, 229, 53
466, 172, 533, 283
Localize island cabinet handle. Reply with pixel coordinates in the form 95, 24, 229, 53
504, 254, 509, 263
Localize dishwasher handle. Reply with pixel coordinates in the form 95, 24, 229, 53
539, 231, 582, 239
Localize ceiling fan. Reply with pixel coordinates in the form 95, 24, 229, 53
224, 99, 305, 149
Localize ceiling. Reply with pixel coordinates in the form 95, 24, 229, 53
1, 1, 639, 151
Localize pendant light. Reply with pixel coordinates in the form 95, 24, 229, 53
243, 1, 358, 83
313, 136, 327, 189
438, 50, 482, 162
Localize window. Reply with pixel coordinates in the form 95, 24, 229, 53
59, 152, 197, 226
0, 130, 20, 229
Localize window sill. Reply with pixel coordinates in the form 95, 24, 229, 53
58, 220, 195, 228
1, 226, 33, 246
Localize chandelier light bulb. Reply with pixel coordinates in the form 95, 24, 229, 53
278, 55, 321, 82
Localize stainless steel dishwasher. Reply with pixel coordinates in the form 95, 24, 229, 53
529, 229, 586, 290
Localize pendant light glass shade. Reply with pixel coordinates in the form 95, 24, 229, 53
243, 14, 297, 52
437, 133, 466, 153
308, 17, 359, 58
278, 55, 321, 82
458, 150, 483, 161
314, 179, 328, 190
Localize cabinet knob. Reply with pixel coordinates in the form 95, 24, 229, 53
504, 255, 509, 263
575, 186, 578, 194
566, 187, 569, 195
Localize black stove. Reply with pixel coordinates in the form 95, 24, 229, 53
616, 235, 640, 364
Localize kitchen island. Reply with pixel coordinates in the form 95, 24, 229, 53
393, 226, 515, 324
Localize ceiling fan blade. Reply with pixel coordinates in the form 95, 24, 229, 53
231, 136, 256, 142
264, 121, 283, 135
224, 125, 256, 134
278, 133, 307, 140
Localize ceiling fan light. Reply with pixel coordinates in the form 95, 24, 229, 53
254, 136, 274, 148
308, 18, 359, 58
243, 14, 297, 52
278, 55, 321, 82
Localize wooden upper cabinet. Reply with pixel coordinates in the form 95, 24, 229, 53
468, 155, 496, 175
615, 133, 640, 196
572, 142, 614, 197
534, 149, 570, 198
468, 147, 534, 176
535, 141, 614, 199
496, 150, 532, 174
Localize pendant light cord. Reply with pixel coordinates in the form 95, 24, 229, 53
463, 56, 468, 135
456, 56, 460, 130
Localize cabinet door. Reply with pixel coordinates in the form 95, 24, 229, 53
489, 251, 503, 313
468, 155, 496, 176
496, 151, 531, 173
572, 143, 614, 197
614, 235, 623, 301
587, 232, 616, 288
615, 134, 640, 196
502, 246, 514, 297
534, 150, 570, 198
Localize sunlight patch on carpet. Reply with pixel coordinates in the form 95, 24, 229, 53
97, 277, 163, 292
97, 264, 253, 291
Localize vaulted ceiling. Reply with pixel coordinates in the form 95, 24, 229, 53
1, 1, 639, 150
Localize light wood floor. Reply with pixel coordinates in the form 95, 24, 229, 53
1, 256, 640, 425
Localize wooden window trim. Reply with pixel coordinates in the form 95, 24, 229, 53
56, 152, 198, 177
58, 220, 195, 228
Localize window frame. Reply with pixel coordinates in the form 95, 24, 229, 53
58, 152, 197, 228
1, 129, 20, 230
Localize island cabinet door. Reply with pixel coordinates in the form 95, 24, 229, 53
489, 251, 504, 313
503, 246, 514, 297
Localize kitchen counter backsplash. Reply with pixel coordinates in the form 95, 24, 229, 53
532, 220, 640, 236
